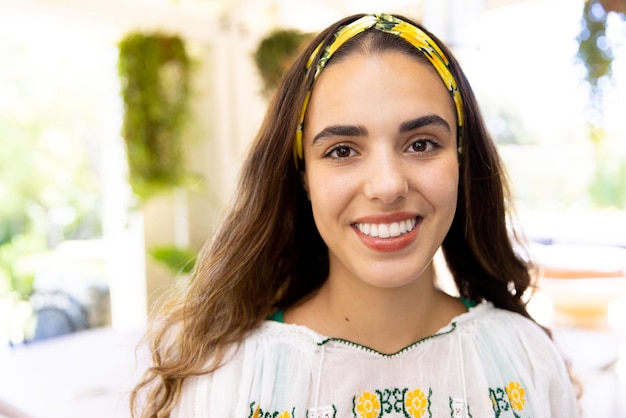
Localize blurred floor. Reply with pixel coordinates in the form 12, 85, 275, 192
529, 240, 626, 417
554, 327, 626, 418
0, 326, 147, 418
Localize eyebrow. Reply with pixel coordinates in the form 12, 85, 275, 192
312, 124, 368, 144
313, 125, 367, 144
311, 114, 451, 145
399, 115, 451, 133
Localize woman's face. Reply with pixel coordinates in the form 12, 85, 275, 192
302, 50, 459, 289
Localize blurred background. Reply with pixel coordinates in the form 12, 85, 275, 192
0, 0, 624, 416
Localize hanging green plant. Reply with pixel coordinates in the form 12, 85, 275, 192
149, 245, 196, 275
576, 0, 613, 106
254, 29, 311, 97
118, 32, 191, 200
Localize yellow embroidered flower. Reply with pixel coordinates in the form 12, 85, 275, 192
277, 411, 291, 418
405, 388, 428, 418
252, 405, 260, 418
355, 391, 381, 418
506, 381, 526, 411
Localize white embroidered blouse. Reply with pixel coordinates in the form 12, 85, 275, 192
171, 303, 579, 418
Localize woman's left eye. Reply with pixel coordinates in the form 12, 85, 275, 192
407, 139, 439, 153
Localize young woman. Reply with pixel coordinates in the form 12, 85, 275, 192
132, 13, 579, 418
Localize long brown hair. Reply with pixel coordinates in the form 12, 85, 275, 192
131, 14, 534, 417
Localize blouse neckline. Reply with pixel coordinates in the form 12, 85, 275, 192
264, 298, 482, 357
316, 321, 459, 357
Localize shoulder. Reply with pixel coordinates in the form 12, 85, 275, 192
458, 303, 572, 380
251, 319, 327, 346
455, 303, 568, 370
172, 321, 322, 417
457, 303, 578, 397
458, 302, 551, 340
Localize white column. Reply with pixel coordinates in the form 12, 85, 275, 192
101, 132, 147, 331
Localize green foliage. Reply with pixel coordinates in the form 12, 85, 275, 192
254, 29, 311, 96
0, 234, 49, 298
589, 134, 626, 209
0, 27, 104, 249
575, 1, 625, 209
575, 0, 624, 127
118, 33, 192, 200
149, 245, 196, 275
576, 0, 613, 93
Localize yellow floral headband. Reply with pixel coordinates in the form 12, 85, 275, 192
293, 13, 464, 170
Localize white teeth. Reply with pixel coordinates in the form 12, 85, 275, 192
356, 218, 417, 238
389, 222, 400, 237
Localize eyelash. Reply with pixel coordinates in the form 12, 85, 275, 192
323, 138, 441, 160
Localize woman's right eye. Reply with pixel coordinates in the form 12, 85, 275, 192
325, 145, 356, 159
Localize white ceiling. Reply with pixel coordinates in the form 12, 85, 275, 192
0, 0, 529, 43
0, 0, 427, 42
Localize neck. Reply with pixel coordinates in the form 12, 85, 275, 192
285, 263, 466, 354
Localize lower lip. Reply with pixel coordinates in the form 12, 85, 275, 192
353, 220, 420, 253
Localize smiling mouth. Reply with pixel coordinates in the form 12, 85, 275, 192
354, 217, 420, 238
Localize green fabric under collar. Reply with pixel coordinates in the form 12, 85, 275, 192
267, 298, 477, 323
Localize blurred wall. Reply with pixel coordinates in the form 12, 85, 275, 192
0, 0, 485, 324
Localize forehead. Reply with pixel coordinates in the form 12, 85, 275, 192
304, 51, 456, 132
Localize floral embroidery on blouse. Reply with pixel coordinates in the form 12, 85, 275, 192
490, 381, 527, 418
354, 392, 381, 418
352, 387, 432, 418
307, 404, 337, 418
449, 397, 472, 418
250, 402, 295, 418
405, 388, 428, 418
505, 381, 526, 411
249, 381, 526, 418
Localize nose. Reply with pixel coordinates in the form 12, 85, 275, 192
362, 149, 409, 204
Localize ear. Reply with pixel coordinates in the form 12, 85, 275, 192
299, 172, 310, 200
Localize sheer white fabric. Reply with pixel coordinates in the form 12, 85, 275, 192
172, 303, 579, 418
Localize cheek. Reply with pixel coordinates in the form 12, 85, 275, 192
309, 180, 340, 216
306, 171, 354, 227
419, 163, 459, 210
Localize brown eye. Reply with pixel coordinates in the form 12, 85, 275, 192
326, 145, 356, 159
408, 139, 439, 154
335, 146, 351, 158
324, 144, 359, 160
411, 140, 428, 152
